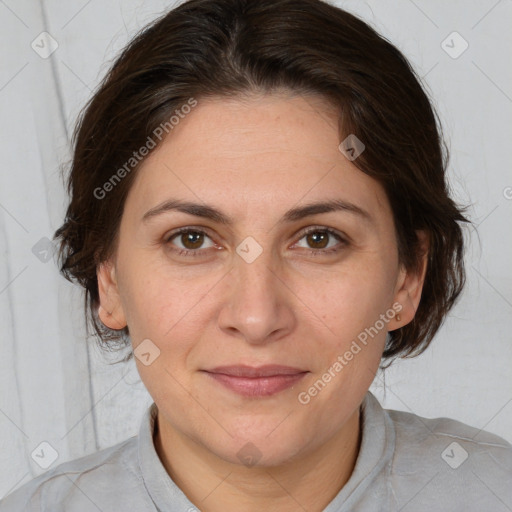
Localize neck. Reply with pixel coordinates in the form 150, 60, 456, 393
154, 407, 362, 512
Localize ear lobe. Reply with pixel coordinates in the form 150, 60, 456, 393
389, 230, 429, 330
97, 261, 127, 330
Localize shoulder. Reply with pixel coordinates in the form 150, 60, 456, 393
0, 436, 150, 512
386, 406, 512, 509
388, 406, 512, 467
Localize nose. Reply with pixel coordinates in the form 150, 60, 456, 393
217, 242, 296, 346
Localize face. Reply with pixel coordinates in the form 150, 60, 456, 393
98, 92, 427, 467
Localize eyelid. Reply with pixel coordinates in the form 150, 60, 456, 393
164, 225, 215, 241
297, 224, 348, 241
165, 224, 347, 243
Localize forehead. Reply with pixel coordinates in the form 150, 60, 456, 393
126, 93, 392, 227
161, 93, 341, 163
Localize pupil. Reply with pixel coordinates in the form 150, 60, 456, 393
308, 231, 328, 249
183, 232, 203, 249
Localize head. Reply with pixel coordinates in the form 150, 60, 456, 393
54, 0, 470, 466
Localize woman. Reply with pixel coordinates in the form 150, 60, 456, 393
1, 0, 511, 510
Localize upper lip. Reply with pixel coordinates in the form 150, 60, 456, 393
203, 365, 307, 378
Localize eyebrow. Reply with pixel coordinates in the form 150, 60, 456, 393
142, 198, 373, 226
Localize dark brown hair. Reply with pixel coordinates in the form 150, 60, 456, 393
54, 0, 471, 364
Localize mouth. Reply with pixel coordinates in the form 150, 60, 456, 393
201, 365, 309, 397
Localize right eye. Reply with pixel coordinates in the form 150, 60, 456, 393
165, 228, 217, 257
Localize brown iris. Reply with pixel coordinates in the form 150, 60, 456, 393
180, 231, 205, 250
305, 231, 329, 249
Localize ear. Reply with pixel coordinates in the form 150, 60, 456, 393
97, 260, 127, 330
389, 230, 429, 331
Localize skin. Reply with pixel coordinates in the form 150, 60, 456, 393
97, 92, 428, 512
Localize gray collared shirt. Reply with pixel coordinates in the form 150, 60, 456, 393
1, 391, 511, 511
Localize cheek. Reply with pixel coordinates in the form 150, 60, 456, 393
118, 257, 219, 354
116, 257, 177, 338
118, 241, 395, 357
303, 261, 394, 338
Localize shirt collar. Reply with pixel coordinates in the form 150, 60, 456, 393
323, 391, 396, 511
137, 402, 195, 511
137, 390, 395, 511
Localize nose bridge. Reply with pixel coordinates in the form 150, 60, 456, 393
218, 235, 293, 343
233, 236, 279, 306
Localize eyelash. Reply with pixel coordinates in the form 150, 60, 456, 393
164, 226, 348, 258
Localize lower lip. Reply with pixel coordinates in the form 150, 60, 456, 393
203, 371, 308, 397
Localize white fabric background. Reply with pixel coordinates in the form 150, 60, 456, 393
0, 0, 511, 499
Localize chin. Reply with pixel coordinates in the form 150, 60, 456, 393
202, 424, 308, 468
218, 439, 305, 468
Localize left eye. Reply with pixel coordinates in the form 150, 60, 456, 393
295, 228, 344, 252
